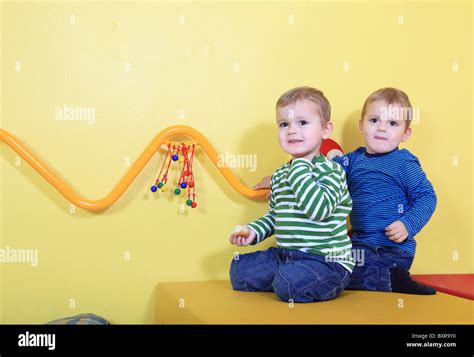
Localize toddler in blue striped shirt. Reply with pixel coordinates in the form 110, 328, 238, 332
332, 88, 437, 294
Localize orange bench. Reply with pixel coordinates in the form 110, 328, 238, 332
412, 274, 474, 300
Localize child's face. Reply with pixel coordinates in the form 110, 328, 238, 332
360, 100, 412, 154
277, 99, 332, 161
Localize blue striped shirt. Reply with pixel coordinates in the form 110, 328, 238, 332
333, 147, 437, 256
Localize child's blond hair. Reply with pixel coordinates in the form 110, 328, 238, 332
276, 86, 331, 124
361, 87, 413, 128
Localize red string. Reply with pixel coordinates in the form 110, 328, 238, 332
156, 142, 197, 204
178, 143, 188, 185
189, 144, 196, 201
156, 143, 171, 185
162, 145, 176, 184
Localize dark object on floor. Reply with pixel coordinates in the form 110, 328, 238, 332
46, 313, 111, 325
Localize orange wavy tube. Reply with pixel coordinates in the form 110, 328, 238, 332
0, 125, 269, 212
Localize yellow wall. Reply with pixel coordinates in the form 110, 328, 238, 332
1, 1, 472, 323
0, 0, 3, 324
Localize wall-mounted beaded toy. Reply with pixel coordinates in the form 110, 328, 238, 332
151, 143, 197, 209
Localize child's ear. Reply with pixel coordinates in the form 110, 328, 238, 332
402, 127, 412, 142
358, 119, 363, 133
322, 121, 333, 139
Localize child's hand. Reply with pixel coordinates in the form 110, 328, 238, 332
229, 225, 256, 246
385, 221, 408, 243
253, 175, 271, 199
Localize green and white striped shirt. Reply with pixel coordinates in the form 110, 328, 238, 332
247, 154, 355, 272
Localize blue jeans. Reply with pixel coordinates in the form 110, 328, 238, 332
229, 247, 350, 303
347, 242, 414, 292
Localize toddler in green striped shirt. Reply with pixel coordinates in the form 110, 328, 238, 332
229, 86, 353, 303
